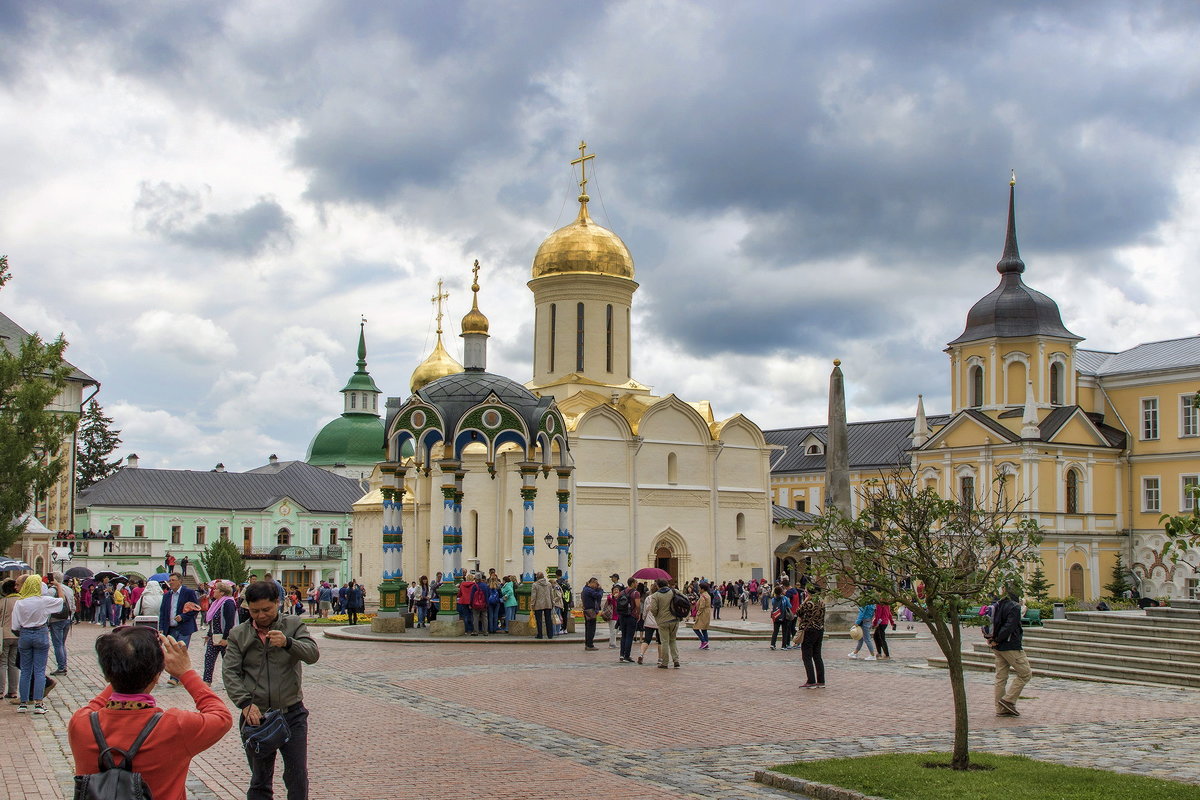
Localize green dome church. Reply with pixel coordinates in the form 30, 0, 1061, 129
306, 323, 387, 480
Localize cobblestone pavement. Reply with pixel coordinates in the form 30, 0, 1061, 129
4, 616, 1200, 799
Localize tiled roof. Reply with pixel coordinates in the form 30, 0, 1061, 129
766, 415, 949, 474
76, 460, 363, 513
0, 310, 96, 384
1074, 349, 1116, 376
772, 504, 816, 524
1093, 335, 1200, 376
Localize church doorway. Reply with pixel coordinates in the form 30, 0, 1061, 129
655, 546, 679, 581
1069, 563, 1085, 599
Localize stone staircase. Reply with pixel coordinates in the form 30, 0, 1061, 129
928, 598, 1200, 689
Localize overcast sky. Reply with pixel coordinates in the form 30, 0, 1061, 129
2, 1, 1199, 472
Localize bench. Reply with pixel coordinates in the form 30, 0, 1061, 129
1021, 608, 1043, 627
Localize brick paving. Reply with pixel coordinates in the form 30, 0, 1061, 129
3, 614, 1200, 799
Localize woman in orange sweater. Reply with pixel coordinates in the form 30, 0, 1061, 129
69, 627, 232, 800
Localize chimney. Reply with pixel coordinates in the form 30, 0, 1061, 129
214, 463, 226, 472
126, 454, 139, 469
269, 454, 279, 465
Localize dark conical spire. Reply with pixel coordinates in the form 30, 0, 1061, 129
824, 360, 850, 517
996, 172, 1025, 275
356, 320, 368, 369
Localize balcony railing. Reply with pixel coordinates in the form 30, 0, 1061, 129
241, 545, 345, 561
53, 538, 158, 557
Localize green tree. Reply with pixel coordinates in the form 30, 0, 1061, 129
0, 256, 75, 552
199, 538, 249, 584
788, 467, 1041, 770
1103, 553, 1133, 601
76, 399, 122, 490
1027, 563, 1051, 603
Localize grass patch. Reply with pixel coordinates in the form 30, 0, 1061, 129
770, 752, 1200, 800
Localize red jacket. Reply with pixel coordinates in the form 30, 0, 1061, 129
456, 580, 476, 605
69, 670, 232, 800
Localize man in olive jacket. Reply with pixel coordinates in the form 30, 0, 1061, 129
223, 581, 320, 800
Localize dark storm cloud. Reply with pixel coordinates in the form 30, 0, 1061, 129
135, 182, 294, 257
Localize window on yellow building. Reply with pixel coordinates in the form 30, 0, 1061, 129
1050, 362, 1063, 405
795, 499, 806, 512
1182, 395, 1198, 438
1142, 477, 1161, 512
959, 476, 975, 510
1065, 469, 1080, 514
1183, 476, 1199, 512
970, 366, 984, 408
1141, 398, 1159, 440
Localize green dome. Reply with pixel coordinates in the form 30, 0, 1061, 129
306, 414, 387, 466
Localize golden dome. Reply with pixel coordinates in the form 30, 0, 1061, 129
532, 201, 635, 281
409, 335, 463, 394
460, 258, 489, 335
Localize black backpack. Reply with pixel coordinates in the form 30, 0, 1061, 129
615, 590, 633, 616
669, 591, 692, 619
74, 710, 163, 800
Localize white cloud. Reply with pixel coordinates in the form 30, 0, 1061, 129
130, 310, 237, 364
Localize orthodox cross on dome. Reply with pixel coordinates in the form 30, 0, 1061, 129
430, 279, 449, 335
471, 259, 481, 293
571, 140, 596, 202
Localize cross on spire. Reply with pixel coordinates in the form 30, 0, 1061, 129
471, 259, 481, 293
571, 140, 596, 202
430, 279, 449, 335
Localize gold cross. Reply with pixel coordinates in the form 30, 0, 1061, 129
471, 259, 481, 292
430, 280, 448, 335
570, 140, 595, 197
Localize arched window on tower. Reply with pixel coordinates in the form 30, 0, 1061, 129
576, 302, 585, 372
1050, 362, 1063, 405
1066, 468, 1080, 514
970, 365, 984, 408
549, 303, 556, 373
736, 512, 746, 540
606, 304, 613, 373
667, 452, 678, 485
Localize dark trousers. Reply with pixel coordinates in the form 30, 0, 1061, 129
802, 628, 825, 684
243, 704, 309, 800
771, 618, 786, 648
534, 608, 554, 638
873, 624, 889, 657
202, 640, 225, 683
583, 614, 597, 647
618, 615, 638, 659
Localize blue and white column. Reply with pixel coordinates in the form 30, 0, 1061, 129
381, 465, 405, 581
555, 466, 574, 581
452, 468, 466, 578
438, 459, 461, 579
518, 462, 540, 582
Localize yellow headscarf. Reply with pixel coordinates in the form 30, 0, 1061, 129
17, 575, 45, 599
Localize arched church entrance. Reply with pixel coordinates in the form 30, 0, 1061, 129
655, 546, 679, 581
650, 529, 689, 581
1069, 563, 1085, 600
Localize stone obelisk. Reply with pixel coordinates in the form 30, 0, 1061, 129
824, 359, 851, 517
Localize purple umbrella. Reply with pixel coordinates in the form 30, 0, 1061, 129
630, 567, 673, 582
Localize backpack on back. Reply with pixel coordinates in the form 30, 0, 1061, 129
616, 590, 633, 616
669, 591, 692, 619
74, 710, 163, 800
471, 584, 487, 611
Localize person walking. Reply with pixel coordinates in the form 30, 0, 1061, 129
346, 581, 364, 626
48, 572, 75, 675
693, 581, 712, 650
224, 580, 320, 800
180, 555, 190, 576
797, 586, 826, 688
580, 577, 604, 651
988, 583, 1032, 717
159, 573, 200, 686
616, 581, 641, 662
69, 626, 232, 800
739, 584, 750, 620
97, 578, 114, 628
0, 579, 21, 702
646, 579, 682, 669
848, 599, 877, 660
769, 587, 791, 651
873, 602, 895, 660
636, 586, 659, 665
202, 581, 238, 684
530, 572, 554, 639
12, 574, 68, 713
781, 578, 800, 648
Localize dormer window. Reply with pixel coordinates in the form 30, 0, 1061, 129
806, 444, 822, 455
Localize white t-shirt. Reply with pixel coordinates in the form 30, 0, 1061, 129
11, 595, 66, 630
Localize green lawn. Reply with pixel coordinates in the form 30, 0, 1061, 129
769, 753, 1200, 800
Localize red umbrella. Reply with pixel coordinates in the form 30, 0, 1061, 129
630, 567, 672, 581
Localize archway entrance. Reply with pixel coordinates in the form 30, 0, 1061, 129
655, 546, 679, 581
1069, 563, 1085, 599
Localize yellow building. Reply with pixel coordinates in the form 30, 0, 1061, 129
768, 181, 1199, 601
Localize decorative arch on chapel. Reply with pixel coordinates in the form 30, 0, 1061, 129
649, 527, 690, 566
638, 394, 714, 443
1001, 351, 1029, 406
575, 403, 635, 440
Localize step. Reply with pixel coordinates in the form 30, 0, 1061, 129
1026, 626, 1200, 654
932, 651, 1200, 689
1064, 610, 1199, 629
1146, 606, 1200, 621
1169, 598, 1200, 611
1044, 618, 1200, 640
970, 639, 1200, 670
928, 654, 1200, 690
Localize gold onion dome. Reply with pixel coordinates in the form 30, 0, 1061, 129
461, 259, 489, 334
409, 336, 463, 394
531, 201, 635, 280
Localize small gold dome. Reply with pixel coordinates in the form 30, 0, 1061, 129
461, 305, 489, 335
410, 336, 463, 393
532, 202, 635, 281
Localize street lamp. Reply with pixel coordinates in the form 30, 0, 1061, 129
543, 532, 554, 549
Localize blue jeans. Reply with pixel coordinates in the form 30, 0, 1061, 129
488, 603, 501, 632
18, 627, 50, 703
49, 619, 70, 671
853, 626, 876, 655
416, 604, 427, 625
168, 628, 193, 648
100, 598, 113, 626
504, 605, 517, 622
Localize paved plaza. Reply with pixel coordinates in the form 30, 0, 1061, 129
5, 612, 1200, 799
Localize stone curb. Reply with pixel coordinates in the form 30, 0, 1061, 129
754, 769, 888, 800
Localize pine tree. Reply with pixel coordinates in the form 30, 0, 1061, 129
0, 256, 75, 551
1027, 564, 1051, 603
199, 538, 249, 584
76, 400, 122, 490
1103, 553, 1133, 600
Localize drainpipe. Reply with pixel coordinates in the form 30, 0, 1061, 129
1099, 385, 1136, 570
